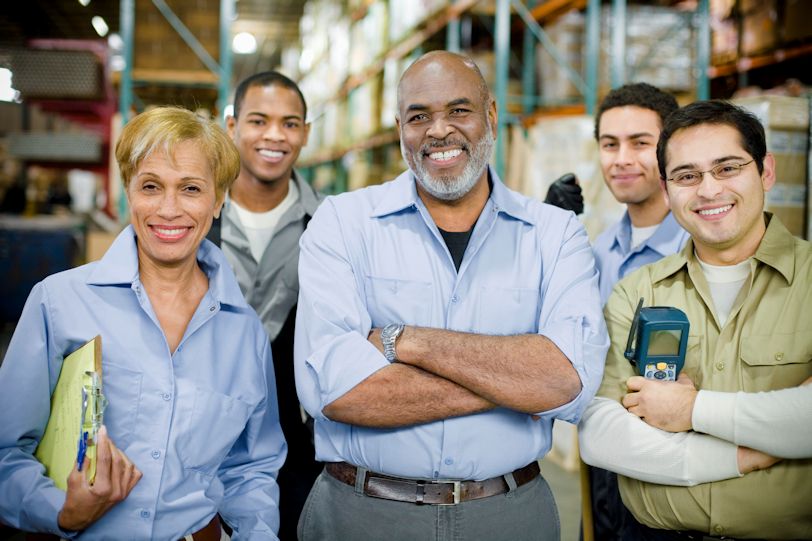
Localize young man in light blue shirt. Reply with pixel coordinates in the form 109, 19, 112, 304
592, 83, 689, 305
586, 83, 689, 540
294, 51, 608, 541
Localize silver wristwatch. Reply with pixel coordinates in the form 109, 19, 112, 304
381, 323, 405, 362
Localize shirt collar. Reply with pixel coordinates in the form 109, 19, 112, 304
613, 211, 686, 255
292, 169, 322, 215
371, 165, 535, 225
650, 212, 795, 284
86, 225, 249, 308
645, 212, 688, 256
750, 212, 795, 283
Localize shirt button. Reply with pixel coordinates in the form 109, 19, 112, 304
141, 510, 150, 519
444, 458, 454, 465
715, 361, 725, 371
161, 393, 171, 401
254, 280, 261, 287
151, 450, 161, 459
450, 295, 459, 303
209, 306, 216, 312
775, 352, 784, 361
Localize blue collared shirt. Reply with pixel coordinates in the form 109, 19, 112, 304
294, 167, 608, 480
592, 211, 689, 304
0, 226, 286, 540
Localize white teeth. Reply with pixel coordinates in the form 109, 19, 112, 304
259, 150, 284, 158
698, 205, 732, 216
429, 149, 462, 161
156, 228, 185, 236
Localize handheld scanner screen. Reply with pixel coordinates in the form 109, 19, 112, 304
634, 307, 689, 380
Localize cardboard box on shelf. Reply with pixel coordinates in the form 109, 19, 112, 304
734, 95, 810, 131
86, 230, 119, 263
599, 5, 694, 93
734, 97, 809, 238
783, 0, 812, 44
712, 17, 738, 65
740, 2, 778, 57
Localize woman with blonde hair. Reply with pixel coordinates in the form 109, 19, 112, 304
0, 107, 286, 540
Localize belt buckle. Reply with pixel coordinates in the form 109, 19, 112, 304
434, 480, 461, 506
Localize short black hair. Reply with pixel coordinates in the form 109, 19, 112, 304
232, 71, 307, 120
594, 83, 679, 140
656, 100, 766, 180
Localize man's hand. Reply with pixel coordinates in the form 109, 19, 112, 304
622, 373, 698, 432
544, 173, 584, 215
57, 426, 142, 531
737, 446, 781, 475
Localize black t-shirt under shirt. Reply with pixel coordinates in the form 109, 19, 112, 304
438, 227, 474, 271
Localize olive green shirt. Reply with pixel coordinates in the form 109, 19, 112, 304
598, 214, 812, 539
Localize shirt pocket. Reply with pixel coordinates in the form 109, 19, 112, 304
678, 335, 703, 386
176, 384, 254, 476
477, 286, 539, 335
363, 276, 433, 328
102, 362, 142, 451
740, 332, 812, 392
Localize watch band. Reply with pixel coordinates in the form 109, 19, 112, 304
381, 323, 405, 362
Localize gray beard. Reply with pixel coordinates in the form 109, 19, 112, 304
403, 128, 495, 202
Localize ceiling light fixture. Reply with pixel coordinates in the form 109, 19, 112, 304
78, 0, 91, 6
232, 32, 257, 54
92, 16, 109, 37
0, 68, 20, 103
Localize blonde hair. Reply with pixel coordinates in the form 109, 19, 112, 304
116, 107, 240, 200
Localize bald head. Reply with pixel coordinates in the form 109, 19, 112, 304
397, 51, 491, 114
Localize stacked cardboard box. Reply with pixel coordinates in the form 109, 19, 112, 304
536, 10, 584, 103
734, 96, 809, 238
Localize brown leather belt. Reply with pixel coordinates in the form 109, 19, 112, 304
325, 461, 540, 505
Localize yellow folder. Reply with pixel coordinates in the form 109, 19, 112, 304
35, 336, 105, 490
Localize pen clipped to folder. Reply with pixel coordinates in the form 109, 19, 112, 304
77, 370, 107, 474
35, 336, 107, 490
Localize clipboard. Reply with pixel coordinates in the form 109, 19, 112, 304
35, 335, 107, 490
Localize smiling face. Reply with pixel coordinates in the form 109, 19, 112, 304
128, 140, 222, 270
397, 54, 496, 202
598, 105, 664, 209
227, 83, 309, 187
663, 123, 775, 264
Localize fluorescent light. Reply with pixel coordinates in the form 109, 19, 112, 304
0, 68, 20, 103
110, 55, 125, 72
107, 33, 123, 51
232, 32, 257, 54
92, 16, 109, 37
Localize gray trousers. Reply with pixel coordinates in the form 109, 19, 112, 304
297, 466, 560, 541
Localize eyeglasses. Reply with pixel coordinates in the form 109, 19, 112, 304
666, 160, 755, 187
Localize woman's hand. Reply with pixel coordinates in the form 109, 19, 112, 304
57, 426, 142, 531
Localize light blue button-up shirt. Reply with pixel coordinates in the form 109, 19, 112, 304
0, 226, 286, 540
593, 211, 689, 304
294, 167, 608, 481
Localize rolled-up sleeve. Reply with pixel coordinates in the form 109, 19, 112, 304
535, 215, 609, 422
294, 199, 389, 420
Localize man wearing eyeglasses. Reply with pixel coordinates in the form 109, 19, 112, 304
579, 100, 812, 540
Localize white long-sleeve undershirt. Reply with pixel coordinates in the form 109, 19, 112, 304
578, 397, 740, 486
692, 385, 812, 459
580, 384, 812, 486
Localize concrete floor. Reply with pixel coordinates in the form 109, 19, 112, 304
541, 458, 582, 541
